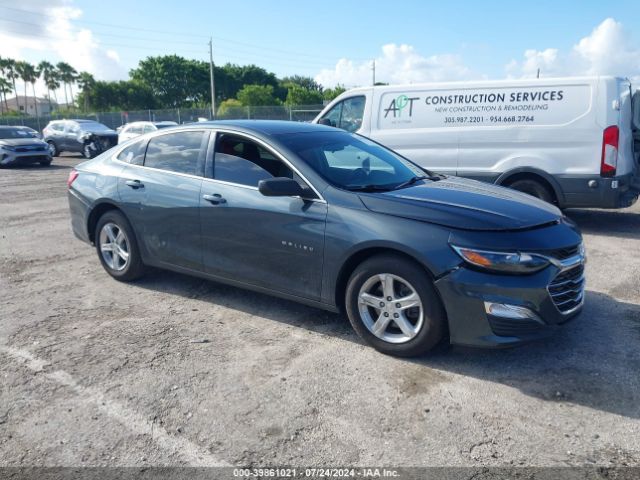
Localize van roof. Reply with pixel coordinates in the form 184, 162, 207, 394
341, 75, 628, 93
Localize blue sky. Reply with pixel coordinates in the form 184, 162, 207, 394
1, 0, 639, 90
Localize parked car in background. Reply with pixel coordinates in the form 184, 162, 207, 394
314, 76, 640, 209
0, 126, 52, 167
118, 121, 178, 143
43, 119, 118, 159
67, 120, 585, 357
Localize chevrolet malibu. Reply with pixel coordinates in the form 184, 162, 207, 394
67, 121, 585, 356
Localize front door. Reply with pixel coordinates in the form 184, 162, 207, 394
200, 132, 327, 300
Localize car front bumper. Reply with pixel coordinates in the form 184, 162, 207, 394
435, 263, 584, 348
0, 150, 51, 166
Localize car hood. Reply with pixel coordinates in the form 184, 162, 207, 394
358, 176, 561, 231
0, 138, 47, 147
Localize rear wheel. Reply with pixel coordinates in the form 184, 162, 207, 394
345, 254, 446, 357
95, 210, 146, 281
507, 178, 555, 204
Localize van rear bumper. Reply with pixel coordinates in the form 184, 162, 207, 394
555, 172, 639, 209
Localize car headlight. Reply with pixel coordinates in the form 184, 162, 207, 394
451, 245, 550, 274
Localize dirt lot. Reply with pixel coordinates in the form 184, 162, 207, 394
1, 155, 639, 468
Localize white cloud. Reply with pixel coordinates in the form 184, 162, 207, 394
0, 0, 126, 96
315, 43, 474, 88
506, 18, 640, 81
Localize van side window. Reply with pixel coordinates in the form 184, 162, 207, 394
320, 96, 365, 133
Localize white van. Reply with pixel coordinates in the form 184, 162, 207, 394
313, 76, 640, 209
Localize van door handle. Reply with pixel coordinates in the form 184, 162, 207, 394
125, 179, 144, 189
203, 193, 226, 205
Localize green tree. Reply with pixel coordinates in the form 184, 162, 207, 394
16, 61, 39, 116
323, 85, 346, 101
2, 58, 20, 113
37, 61, 57, 112
216, 98, 244, 118
215, 63, 281, 102
0, 77, 11, 113
285, 84, 323, 106
130, 55, 209, 108
76, 72, 95, 112
56, 62, 78, 109
77, 80, 157, 111
281, 75, 322, 92
236, 84, 280, 106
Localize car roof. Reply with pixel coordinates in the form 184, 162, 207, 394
188, 120, 337, 136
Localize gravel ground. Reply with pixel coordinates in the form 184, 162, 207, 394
0, 155, 639, 468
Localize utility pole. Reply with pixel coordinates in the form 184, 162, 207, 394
372, 59, 376, 86
209, 37, 216, 119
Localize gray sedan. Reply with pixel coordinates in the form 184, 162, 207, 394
67, 121, 584, 356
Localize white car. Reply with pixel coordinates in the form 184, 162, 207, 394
314, 76, 640, 209
117, 121, 178, 143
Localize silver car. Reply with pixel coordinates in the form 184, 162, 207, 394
0, 126, 52, 167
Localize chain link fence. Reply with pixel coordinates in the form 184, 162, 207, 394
0, 105, 324, 132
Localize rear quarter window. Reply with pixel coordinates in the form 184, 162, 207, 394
117, 140, 146, 165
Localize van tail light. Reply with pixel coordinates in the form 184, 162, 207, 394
600, 125, 619, 177
67, 169, 79, 188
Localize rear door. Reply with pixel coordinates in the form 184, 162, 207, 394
62, 121, 81, 151
117, 129, 208, 271
199, 131, 327, 300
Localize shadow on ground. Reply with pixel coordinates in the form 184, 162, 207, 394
566, 208, 640, 239
134, 270, 640, 420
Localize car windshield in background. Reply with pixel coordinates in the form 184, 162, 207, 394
0, 128, 38, 139
79, 122, 111, 132
155, 123, 176, 129
278, 131, 429, 191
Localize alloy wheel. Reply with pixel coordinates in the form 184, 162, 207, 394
99, 222, 130, 271
357, 273, 424, 344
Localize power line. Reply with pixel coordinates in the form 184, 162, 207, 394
0, 5, 370, 62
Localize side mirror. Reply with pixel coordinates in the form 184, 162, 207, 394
318, 118, 333, 127
258, 177, 309, 198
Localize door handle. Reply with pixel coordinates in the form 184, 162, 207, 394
203, 193, 226, 205
125, 179, 144, 189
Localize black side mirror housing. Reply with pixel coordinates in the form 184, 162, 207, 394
318, 118, 333, 127
258, 177, 309, 198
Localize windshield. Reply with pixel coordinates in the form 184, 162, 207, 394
79, 122, 111, 132
278, 131, 429, 191
155, 123, 177, 129
0, 128, 38, 139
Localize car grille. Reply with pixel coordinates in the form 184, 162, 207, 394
15, 145, 47, 153
537, 244, 581, 261
548, 263, 585, 314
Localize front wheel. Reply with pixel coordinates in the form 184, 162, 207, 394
95, 210, 146, 281
345, 254, 446, 357
46, 141, 58, 157
83, 143, 94, 159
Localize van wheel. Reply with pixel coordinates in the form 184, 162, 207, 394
345, 254, 446, 357
507, 178, 555, 204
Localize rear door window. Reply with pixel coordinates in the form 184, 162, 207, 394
117, 140, 146, 165
144, 130, 207, 176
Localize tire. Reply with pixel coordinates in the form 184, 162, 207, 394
46, 141, 58, 157
39, 159, 52, 166
507, 178, 555, 204
95, 210, 146, 282
345, 254, 446, 357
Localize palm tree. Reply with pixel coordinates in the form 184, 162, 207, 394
38, 60, 56, 113
45, 75, 61, 112
76, 71, 95, 112
16, 61, 39, 116
56, 62, 77, 110
3, 58, 20, 113
0, 78, 12, 114
0, 57, 11, 112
